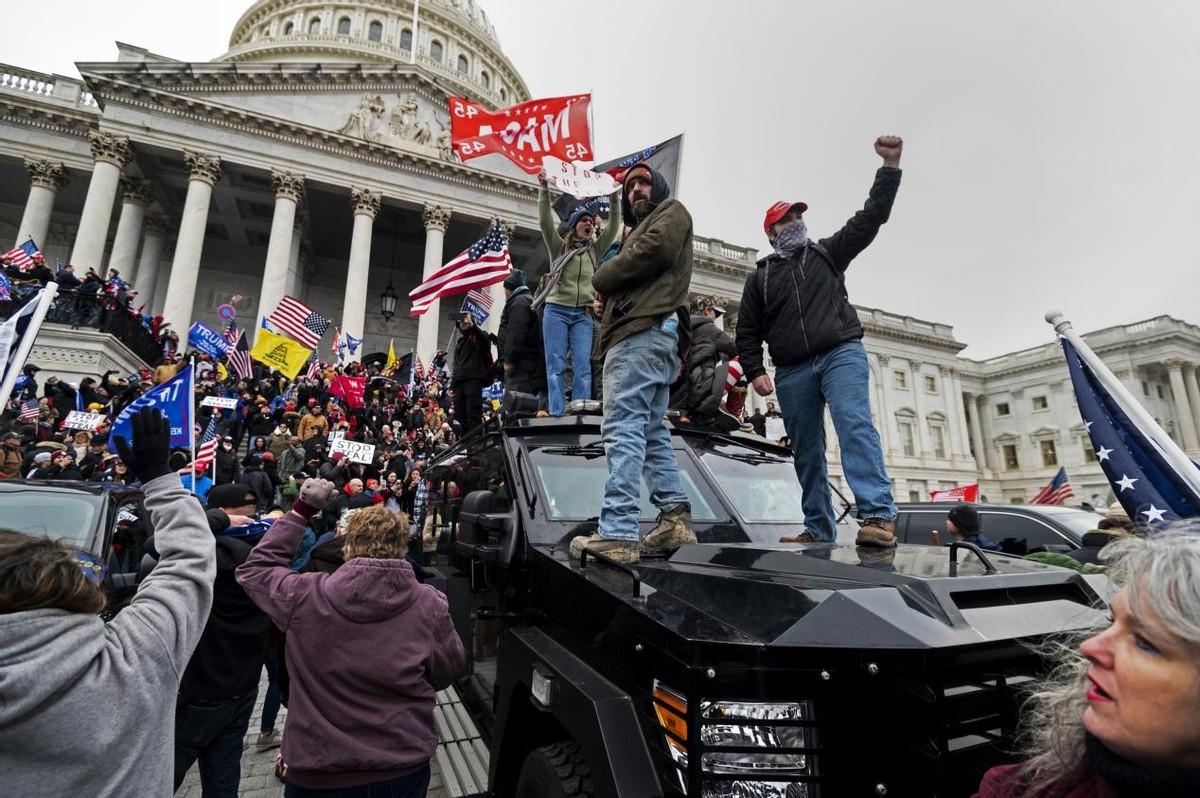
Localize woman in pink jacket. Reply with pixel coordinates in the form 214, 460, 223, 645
237, 479, 464, 797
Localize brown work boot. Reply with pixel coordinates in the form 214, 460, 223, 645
570, 533, 641, 564
779, 531, 818, 544
856, 519, 897, 548
642, 507, 697, 555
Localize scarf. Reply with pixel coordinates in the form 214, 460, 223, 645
532, 240, 591, 310
1085, 733, 1200, 798
773, 219, 809, 258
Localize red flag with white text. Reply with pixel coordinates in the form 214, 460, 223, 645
929, 484, 979, 503
330, 374, 366, 410
449, 94, 592, 174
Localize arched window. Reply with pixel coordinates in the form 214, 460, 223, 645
308, 17, 321, 34
499, 87, 507, 102
457, 54, 469, 73
368, 20, 383, 41
284, 21, 295, 35
480, 70, 490, 89
337, 16, 351, 35
400, 28, 413, 49
429, 39, 443, 62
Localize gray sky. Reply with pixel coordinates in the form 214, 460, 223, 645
8, 0, 1198, 358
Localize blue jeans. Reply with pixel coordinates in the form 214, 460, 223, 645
543, 303, 593, 415
173, 691, 257, 796
261, 644, 282, 732
774, 340, 896, 542
599, 323, 690, 541
285, 764, 431, 797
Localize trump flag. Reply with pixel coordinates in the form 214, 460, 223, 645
449, 94, 592, 174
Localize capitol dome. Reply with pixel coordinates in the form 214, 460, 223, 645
219, 0, 530, 108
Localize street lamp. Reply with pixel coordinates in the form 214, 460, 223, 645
379, 215, 400, 320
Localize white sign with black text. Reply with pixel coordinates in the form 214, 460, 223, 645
542, 155, 620, 199
63, 411, 107, 431
330, 437, 376, 465
200, 396, 239, 410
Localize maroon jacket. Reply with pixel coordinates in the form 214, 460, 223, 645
974, 763, 1118, 798
236, 510, 465, 789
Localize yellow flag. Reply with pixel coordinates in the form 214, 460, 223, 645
250, 327, 314, 379
216, 362, 228, 382
386, 339, 397, 372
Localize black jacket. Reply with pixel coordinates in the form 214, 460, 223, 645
497, 288, 545, 384
451, 325, 493, 384
736, 167, 901, 378
671, 315, 736, 414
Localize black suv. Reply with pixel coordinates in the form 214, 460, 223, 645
0, 480, 146, 613
891, 502, 1101, 554
423, 412, 1110, 798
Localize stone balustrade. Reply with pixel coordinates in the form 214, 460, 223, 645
0, 65, 98, 108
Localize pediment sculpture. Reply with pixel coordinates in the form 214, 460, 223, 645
337, 92, 457, 161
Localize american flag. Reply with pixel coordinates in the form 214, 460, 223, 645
18, 397, 40, 422
0, 271, 11, 302
265, 296, 330, 349
182, 415, 220, 475
227, 330, 253, 380
331, 328, 341, 357
409, 221, 512, 316
305, 354, 322, 381
2, 239, 42, 271
1030, 466, 1075, 505
222, 319, 240, 344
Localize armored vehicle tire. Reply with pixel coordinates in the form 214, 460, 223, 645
515, 741, 595, 798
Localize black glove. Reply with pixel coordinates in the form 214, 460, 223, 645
113, 407, 172, 484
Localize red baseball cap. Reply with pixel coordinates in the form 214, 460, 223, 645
763, 201, 809, 234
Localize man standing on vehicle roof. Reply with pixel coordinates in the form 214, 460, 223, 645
736, 136, 904, 548
569, 163, 695, 564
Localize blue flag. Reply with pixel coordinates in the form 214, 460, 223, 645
1063, 338, 1200, 524
109, 364, 194, 452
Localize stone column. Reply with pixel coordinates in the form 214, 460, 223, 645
70, 131, 132, 271
161, 151, 222, 335
1184, 364, 1200, 443
977, 395, 998, 472
108, 177, 152, 283
286, 210, 306, 300
909, 360, 932, 457
874, 354, 893, 455
1165, 359, 1200, 450
342, 187, 381, 363
16, 159, 67, 249
416, 203, 452, 363
256, 169, 304, 330
966, 392, 987, 472
152, 241, 173, 316
938, 365, 965, 460
134, 215, 166, 313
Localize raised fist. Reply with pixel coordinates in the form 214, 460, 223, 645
537, 168, 548, 188
874, 135, 903, 167
298, 477, 337, 511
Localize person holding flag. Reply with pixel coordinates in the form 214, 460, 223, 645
534, 170, 622, 416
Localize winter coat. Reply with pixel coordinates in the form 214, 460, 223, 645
670, 314, 736, 415
297, 412, 329, 441
243, 465, 276, 514
974, 763, 1118, 797
537, 187, 622, 308
267, 431, 292, 460
736, 167, 902, 379
451, 326, 493, 385
0, 446, 23, 478
236, 511, 465, 789
279, 442, 306, 477
214, 446, 241, 485
592, 164, 693, 360
497, 288, 546, 387
0, 475, 214, 797
1066, 530, 1126, 567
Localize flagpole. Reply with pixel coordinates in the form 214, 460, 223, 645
0, 281, 58, 404
189, 355, 197, 495
1047, 310, 1200, 498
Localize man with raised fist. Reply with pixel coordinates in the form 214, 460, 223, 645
736, 136, 905, 548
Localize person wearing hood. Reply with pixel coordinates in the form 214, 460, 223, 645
237, 488, 465, 795
571, 163, 696, 565
0, 408, 215, 797
497, 268, 546, 399
244, 452, 278, 514
736, 136, 904, 548
450, 311, 494, 432
214, 434, 242, 486
670, 298, 739, 426
169, 482, 273, 795
535, 173, 622, 416
268, 423, 292, 461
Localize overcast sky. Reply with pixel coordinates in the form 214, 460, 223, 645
8, 0, 1198, 358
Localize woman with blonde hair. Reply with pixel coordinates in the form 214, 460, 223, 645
975, 522, 1200, 797
237, 481, 463, 797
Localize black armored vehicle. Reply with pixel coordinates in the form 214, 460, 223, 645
424, 409, 1109, 798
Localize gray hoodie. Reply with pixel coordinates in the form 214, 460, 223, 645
0, 474, 215, 798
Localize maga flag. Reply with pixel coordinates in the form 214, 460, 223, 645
250, 327, 314, 379
930, 484, 979, 503
450, 94, 592, 174
330, 373, 366, 409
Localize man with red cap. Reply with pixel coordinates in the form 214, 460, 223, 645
736, 135, 904, 547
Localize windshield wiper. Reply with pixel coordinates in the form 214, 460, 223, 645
539, 442, 606, 459
707, 449, 787, 466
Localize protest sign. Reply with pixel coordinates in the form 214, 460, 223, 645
187, 321, 229, 359
331, 437, 376, 465
460, 294, 491, 327
542, 155, 620, 199
930, 484, 980, 503
63, 410, 106, 431
200, 395, 239, 410
450, 94, 592, 173
250, 327, 313, 379
765, 416, 787, 442
328, 429, 346, 445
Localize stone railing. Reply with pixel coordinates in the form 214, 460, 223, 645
692, 236, 758, 267
0, 290, 161, 367
0, 65, 98, 108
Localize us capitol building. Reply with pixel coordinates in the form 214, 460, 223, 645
3, 0, 1200, 504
